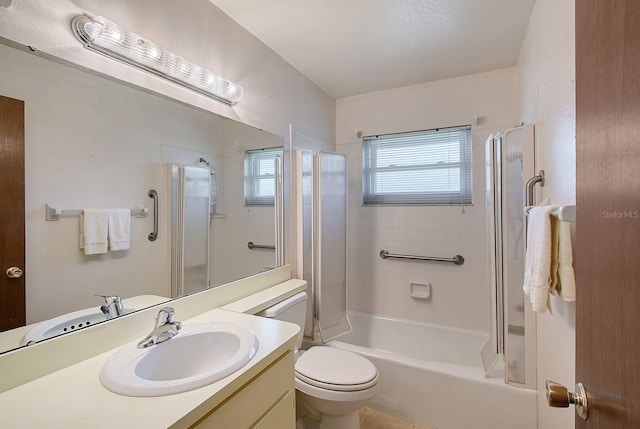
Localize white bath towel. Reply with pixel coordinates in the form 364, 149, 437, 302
550, 217, 576, 302
523, 206, 556, 312
81, 209, 108, 255
108, 209, 131, 251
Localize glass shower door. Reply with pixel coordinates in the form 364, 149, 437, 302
501, 124, 536, 387
298, 150, 315, 338
316, 151, 351, 341
169, 164, 210, 297
483, 124, 536, 388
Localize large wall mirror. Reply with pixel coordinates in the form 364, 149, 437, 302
0, 39, 285, 354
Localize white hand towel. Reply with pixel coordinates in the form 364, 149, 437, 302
523, 206, 556, 313
552, 219, 576, 301
108, 209, 131, 251
81, 209, 108, 255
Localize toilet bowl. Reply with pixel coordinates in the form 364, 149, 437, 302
257, 292, 378, 429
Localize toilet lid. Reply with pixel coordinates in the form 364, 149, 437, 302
295, 346, 378, 392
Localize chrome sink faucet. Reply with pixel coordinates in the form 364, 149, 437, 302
137, 307, 182, 349
97, 295, 126, 319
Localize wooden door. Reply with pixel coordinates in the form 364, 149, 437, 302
576, 0, 640, 426
0, 95, 25, 331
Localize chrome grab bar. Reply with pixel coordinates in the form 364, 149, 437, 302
248, 241, 275, 250
525, 170, 545, 207
379, 250, 464, 265
148, 189, 158, 241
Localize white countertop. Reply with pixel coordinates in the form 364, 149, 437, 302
0, 308, 299, 429
221, 279, 306, 314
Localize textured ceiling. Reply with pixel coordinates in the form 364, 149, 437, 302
209, 0, 536, 98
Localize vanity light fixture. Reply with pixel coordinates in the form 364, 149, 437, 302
71, 14, 243, 106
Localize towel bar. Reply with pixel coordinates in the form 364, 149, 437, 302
46, 204, 148, 221
524, 205, 576, 223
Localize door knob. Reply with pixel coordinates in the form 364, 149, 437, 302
5, 267, 23, 279
546, 380, 588, 420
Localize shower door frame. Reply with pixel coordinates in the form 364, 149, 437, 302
295, 150, 350, 342
483, 125, 537, 389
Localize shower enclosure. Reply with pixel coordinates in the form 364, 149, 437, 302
483, 124, 537, 388
295, 150, 350, 342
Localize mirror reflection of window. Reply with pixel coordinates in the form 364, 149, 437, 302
244, 147, 284, 206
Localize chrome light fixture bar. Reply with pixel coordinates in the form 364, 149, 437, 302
71, 14, 243, 106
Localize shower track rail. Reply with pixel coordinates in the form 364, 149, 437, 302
379, 250, 465, 265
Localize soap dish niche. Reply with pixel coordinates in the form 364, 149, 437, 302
410, 282, 432, 300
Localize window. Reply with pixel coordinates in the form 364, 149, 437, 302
244, 146, 283, 206
362, 125, 472, 205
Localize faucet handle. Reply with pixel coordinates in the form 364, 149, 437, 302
155, 307, 177, 327
137, 307, 181, 349
96, 295, 125, 319
96, 294, 122, 305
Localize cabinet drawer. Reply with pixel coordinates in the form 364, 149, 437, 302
251, 390, 295, 429
192, 351, 294, 429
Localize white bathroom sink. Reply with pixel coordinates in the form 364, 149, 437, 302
19, 307, 136, 346
100, 321, 259, 396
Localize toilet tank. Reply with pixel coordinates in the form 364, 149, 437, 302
257, 291, 307, 350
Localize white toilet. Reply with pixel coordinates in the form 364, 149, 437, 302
258, 292, 378, 429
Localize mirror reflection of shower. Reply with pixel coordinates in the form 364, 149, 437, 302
199, 157, 219, 219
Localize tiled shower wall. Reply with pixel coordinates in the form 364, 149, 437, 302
336, 68, 520, 332
339, 137, 489, 330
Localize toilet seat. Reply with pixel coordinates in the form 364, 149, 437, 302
295, 346, 378, 392
295, 376, 378, 403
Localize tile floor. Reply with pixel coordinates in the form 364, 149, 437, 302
359, 408, 437, 429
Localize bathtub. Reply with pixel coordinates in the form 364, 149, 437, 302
326, 312, 537, 429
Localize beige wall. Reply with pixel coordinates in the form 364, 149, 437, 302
517, 0, 576, 427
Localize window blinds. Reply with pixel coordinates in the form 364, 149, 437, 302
362, 125, 472, 205
244, 146, 283, 206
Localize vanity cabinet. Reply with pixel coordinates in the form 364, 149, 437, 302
0, 287, 302, 429
187, 351, 295, 429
